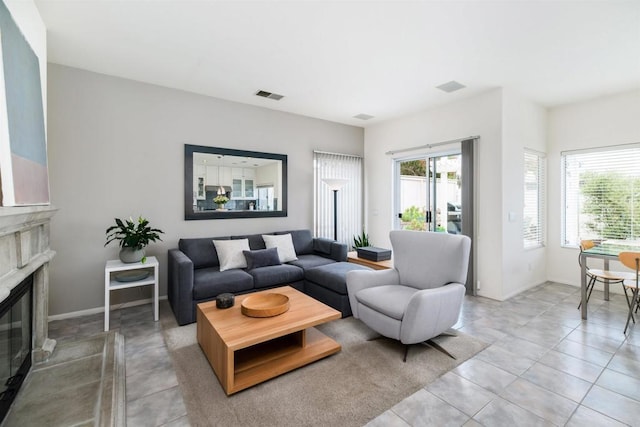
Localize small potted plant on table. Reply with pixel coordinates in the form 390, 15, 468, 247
105, 216, 164, 263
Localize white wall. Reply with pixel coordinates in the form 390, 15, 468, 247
501, 90, 548, 299
47, 64, 363, 316
547, 90, 640, 287
364, 89, 504, 300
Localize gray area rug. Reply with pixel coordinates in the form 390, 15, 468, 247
164, 317, 488, 427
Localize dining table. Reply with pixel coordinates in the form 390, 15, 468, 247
579, 241, 640, 319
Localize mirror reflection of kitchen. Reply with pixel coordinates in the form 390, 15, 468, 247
193, 153, 281, 212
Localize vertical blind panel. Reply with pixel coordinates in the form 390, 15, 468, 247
313, 152, 363, 245
562, 145, 640, 247
523, 150, 545, 248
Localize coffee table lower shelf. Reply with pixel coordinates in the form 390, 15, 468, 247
198, 319, 340, 395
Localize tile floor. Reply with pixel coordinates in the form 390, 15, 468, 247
42, 281, 640, 427
3, 332, 122, 426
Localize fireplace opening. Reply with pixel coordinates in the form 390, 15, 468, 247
0, 274, 33, 423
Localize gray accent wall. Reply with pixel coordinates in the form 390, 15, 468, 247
46, 64, 364, 316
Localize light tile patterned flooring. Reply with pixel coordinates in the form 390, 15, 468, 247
45, 281, 640, 426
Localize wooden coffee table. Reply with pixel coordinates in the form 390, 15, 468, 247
196, 286, 341, 395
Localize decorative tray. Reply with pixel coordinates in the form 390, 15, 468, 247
114, 270, 150, 282
241, 293, 290, 318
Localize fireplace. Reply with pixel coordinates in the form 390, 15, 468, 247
0, 275, 32, 422
0, 206, 56, 423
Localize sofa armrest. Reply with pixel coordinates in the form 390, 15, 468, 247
168, 248, 195, 326
400, 283, 465, 344
346, 269, 400, 318
312, 237, 348, 262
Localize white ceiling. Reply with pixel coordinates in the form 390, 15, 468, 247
34, 0, 640, 127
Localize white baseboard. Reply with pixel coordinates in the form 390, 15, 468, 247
48, 296, 168, 322
546, 276, 626, 296
502, 280, 547, 301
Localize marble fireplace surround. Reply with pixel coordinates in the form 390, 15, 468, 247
0, 206, 57, 363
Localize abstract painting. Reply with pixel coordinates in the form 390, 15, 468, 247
0, 1, 49, 206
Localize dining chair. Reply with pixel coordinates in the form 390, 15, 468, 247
618, 251, 640, 334
578, 240, 633, 309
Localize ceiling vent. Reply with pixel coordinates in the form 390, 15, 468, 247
353, 113, 375, 120
436, 81, 466, 93
255, 90, 284, 100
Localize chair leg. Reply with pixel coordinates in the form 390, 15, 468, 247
624, 290, 638, 334
623, 286, 636, 325
403, 345, 410, 363
578, 276, 597, 309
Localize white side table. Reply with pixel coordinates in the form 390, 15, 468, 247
104, 256, 159, 331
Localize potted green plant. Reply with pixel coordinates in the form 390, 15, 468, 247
105, 216, 164, 263
353, 230, 371, 249
213, 194, 229, 210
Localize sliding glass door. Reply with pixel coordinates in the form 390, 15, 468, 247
395, 153, 462, 233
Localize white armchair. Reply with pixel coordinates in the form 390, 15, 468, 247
346, 230, 471, 361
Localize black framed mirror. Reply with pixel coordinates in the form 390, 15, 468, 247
184, 144, 287, 220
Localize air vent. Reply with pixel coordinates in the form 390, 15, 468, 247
255, 90, 284, 100
353, 113, 374, 120
436, 81, 466, 93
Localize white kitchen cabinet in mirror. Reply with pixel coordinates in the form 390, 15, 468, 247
185, 144, 287, 220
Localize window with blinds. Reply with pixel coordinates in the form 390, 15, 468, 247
562, 144, 640, 247
313, 151, 363, 245
524, 150, 545, 248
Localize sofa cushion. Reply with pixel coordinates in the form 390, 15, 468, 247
243, 248, 281, 271
231, 234, 267, 250
305, 262, 371, 295
263, 234, 298, 263
276, 229, 313, 255
179, 236, 229, 269
193, 267, 254, 300
249, 264, 304, 289
213, 239, 250, 271
313, 238, 333, 255
288, 254, 335, 270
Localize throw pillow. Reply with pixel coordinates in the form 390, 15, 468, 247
213, 239, 250, 271
262, 234, 298, 263
243, 248, 281, 271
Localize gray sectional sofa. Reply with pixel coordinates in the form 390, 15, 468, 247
167, 229, 369, 325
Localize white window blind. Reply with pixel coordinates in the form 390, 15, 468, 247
313, 151, 363, 245
562, 144, 640, 247
523, 149, 545, 248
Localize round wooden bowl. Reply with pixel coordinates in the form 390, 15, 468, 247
241, 293, 290, 317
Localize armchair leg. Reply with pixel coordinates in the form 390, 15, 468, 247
402, 336, 458, 362
371, 333, 458, 362
424, 339, 457, 360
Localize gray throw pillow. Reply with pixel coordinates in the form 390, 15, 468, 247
243, 248, 281, 271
